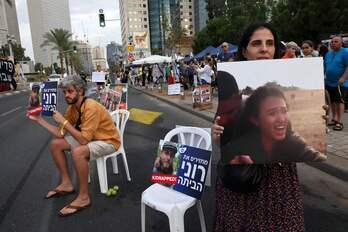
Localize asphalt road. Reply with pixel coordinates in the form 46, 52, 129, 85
0, 87, 347, 232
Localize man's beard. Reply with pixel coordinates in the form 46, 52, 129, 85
65, 95, 79, 105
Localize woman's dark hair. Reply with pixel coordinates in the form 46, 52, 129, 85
302, 40, 314, 48
238, 86, 289, 135
235, 22, 280, 61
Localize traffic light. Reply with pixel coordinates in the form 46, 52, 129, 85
99, 13, 105, 27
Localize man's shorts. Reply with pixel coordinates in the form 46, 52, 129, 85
65, 135, 116, 159
326, 85, 347, 104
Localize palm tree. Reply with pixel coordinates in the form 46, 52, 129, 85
41, 28, 72, 77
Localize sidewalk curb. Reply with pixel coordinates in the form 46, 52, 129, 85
131, 86, 214, 123
131, 86, 348, 182
306, 157, 348, 182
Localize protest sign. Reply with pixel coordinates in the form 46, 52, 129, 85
100, 84, 128, 110
92, 71, 106, 83
151, 140, 211, 199
168, 83, 181, 96
217, 58, 327, 164
41, 81, 58, 116
27, 83, 42, 116
192, 85, 212, 109
0, 59, 15, 91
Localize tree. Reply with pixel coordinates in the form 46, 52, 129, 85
69, 53, 84, 74
53, 63, 62, 74
41, 28, 72, 77
165, 25, 188, 55
271, 0, 348, 44
11, 43, 31, 61
194, 0, 273, 53
206, 0, 226, 19
34, 63, 43, 72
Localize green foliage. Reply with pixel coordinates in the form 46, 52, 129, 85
194, 0, 272, 53
34, 63, 43, 72
197, 0, 348, 53
271, 0, 348, 44
69, 53, 84, 74
41, 28, 73, 73
11, 43, 31, 61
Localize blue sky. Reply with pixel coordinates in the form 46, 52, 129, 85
16, 0, 122, 61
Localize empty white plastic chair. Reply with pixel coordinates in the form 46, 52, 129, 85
141, 127, 211, 232
89, 109, 131, 193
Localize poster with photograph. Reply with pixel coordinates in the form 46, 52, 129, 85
151, 140, 211, 199
101, 84, 128, 110
27, 82, 42, 116
192, 85, 212, 109
41, 81, 58, 116
217, 58, 327, 164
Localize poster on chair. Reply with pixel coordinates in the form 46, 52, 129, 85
151, 140, 211, 199
216, 58, 327, 164
101, 84, 128, 111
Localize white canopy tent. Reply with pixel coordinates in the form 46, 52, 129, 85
132, 55, 172, 65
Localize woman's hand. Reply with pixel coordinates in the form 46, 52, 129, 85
213, 116, 224, 144
229, 155, 254, 164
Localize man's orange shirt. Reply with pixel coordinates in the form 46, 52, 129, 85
64, 98, 121, 150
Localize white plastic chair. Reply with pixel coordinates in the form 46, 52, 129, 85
141, 127, 211, 232
89, 109, 131, 193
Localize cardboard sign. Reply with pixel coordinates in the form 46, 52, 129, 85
151, 140, 211, 199
168, 83, 181, 95
41, 81, 58, 116
192, 85, 212, 109
217, 58, 327, 164
92, 71, 106, 82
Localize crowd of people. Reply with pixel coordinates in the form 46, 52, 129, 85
16, 19, 347, 230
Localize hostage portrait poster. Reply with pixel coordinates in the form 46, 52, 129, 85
151, 140, 211, 199
217, 58, 327, 164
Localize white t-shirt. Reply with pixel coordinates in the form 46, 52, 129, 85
197, 64, 212, 83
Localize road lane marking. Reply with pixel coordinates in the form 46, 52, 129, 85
0, 106, 22, 117
129, 108, 162, 125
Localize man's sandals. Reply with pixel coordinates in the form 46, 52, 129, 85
333, 122, 344, 131
44, 189, 75, 199
58, 203, 92, 217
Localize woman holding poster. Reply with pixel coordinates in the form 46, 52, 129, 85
213, 23, 305, 231
194, 56, 213, 85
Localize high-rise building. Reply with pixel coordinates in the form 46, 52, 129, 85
75, 41, 93, 74
148, 0, 196, 55
179, 0, 195, 36
5, 0, 21, 44
194, 0, 208, 32
0, 0, 9, 47
92, 46, 107, 71
106, 41, 123, 68
119, 0, 151, 62
0, 0, 21, 48
148, 0, 180, 54
27, 0, 72, 66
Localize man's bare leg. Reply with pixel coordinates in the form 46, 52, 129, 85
46, 138, 74, 198
59, 145, 91, 215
